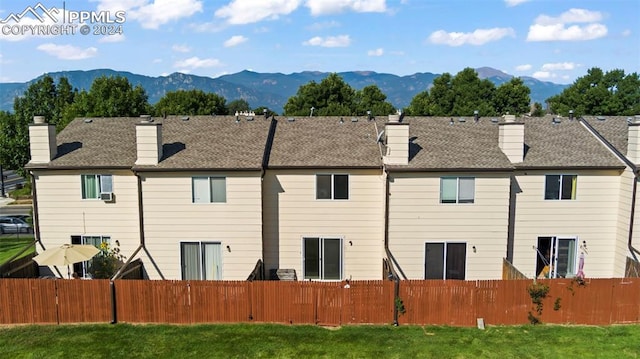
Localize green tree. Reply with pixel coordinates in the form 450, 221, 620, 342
1, 76, 75, 174
547, 67, 640, 116
66, 75, 150, 119
153, 90, 227, 116
406, 90, 430, 115
450, 67, 497, 116
227, 99, 250, 115
283, 73, 356, 116
494, 77, 531, 116
425, 73, 454, 116
354, 85, 395, 117
531, 102, 544, 117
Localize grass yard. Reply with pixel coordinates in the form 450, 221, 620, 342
0, 236, 35, 263
0, 323, 638, 358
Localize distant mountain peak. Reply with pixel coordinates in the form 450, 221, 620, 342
475, 67, 513, 80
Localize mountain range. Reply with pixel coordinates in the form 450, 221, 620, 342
0, 67, 569, 114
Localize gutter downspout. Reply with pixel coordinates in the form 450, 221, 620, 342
384, 168, 406, 326
112, 171, 165, 280
578, 117, 640, 261
259, 118, 277, 281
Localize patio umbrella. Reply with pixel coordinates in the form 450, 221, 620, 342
576, 252, 586, 279
33, 244, 100, 278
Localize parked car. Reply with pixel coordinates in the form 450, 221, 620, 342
6, 214, 32, 224
0, 216, 32, 234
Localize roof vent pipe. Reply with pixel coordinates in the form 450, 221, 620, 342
473, 110, 479, 123
569, 110, 574, 121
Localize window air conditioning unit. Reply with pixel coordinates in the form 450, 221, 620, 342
100, 192, 114, 202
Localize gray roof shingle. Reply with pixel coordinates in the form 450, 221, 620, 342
33, 116, 272, 170
582, 115, 633, 156
267, 116, 382, 168
519, 116, 624, 168
389, 116, 513, 170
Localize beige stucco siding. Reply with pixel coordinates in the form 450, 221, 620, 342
140, 172, 262, 280
511, 170, 622, 278
263, 169, 384, 280
33, 170, 140, 268
387, 173, 511, 280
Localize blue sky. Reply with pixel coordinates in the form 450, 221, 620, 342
0, 0, 638, 84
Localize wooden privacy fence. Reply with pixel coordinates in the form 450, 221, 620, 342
0, 278, 639, 326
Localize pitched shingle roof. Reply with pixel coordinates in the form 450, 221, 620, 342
519, 116, 624, 169
267, 116, 382, 168
581, 115, 632, 156
34, 116, 273, 170
389, 116, 513, 171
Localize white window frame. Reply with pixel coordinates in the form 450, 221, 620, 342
536, 236, 578, 278
192, 176, 227, 203
440, 177, 475, 204
302, 236, 343, 280
315, 174, 349, 200
71, 235, 110, 278
180, 241, 222, 280
544, 174, 577, 200
424, 241, 467, 280
81, 174, 113, 199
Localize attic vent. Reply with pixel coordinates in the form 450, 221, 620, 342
351, 117, 358, 122
140, 115, 153, 123
596, 116, 606, 121
339, 118, 344, 124
246, 116, 254, 121
552, 117, 561, 125
287, 117, 295, 122
181, 116, 189, 121
458, 117, 466, 123
627, 117, 634, 124
490, 118, 498, 123
83, 118, 93, 124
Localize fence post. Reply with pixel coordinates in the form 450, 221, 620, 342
110, 281, 117, 324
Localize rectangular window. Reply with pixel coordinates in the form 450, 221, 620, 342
181, 242, 222, 280
440, 177, 475, 204
535, 236, 577, 278
545, 175, 577, 200
303, 237, 342, 280
192, 177, 226, 203
316, 174, 349, 200
81, 174, 113, 199
71, 235, 110, 278
425, 242, 466, 280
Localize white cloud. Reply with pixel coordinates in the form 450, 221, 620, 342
367, 48, 384, 56
504, 0, 530, 7
527, 8, 607, 41
622, 29, 631, 37
532, 71, 557, 80
215, 0, 301, 25
37, 43, 98, 60
428, 27, 515, 46
173, 56, 222, 70
172, 44, 191, 52
303, 35, 351, 47
515, 64, 532, 71
126, 0, 203, 29
308, 20, 341, 31
224, 35, 248, 47
98, 34, 126, 43
305, 0, 386, 16
541, 62, 578, 71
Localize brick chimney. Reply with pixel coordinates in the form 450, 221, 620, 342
28, 116, 57, 164
498, 114, 524, 163
135, 116, 163, 165
627, 115, 640, 163
383, 113, 409, 165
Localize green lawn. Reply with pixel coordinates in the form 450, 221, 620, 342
0, 236, 35, 263
0, 323, 638, 358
